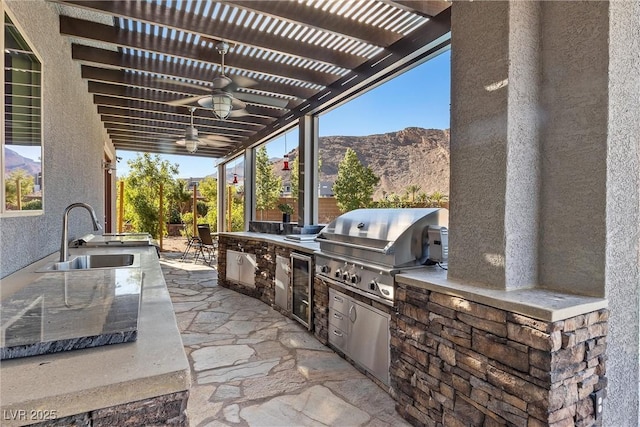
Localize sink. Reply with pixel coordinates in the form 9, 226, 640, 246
38, 254, 139, 272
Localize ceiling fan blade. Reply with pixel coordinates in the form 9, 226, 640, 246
231, 97, 246, 110
168, 94, 209, 106
230, 75, 257, 89
155, 77, 208, 92
212, 75, 233, 89
200, 134, 233, 142
229, 109, 249, 118
200, 139, 231, 148
233, 92, 289, 109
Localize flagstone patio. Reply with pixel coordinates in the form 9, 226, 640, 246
160, 252, 409, 427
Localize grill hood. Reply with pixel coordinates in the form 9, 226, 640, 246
316, 208, 448, 268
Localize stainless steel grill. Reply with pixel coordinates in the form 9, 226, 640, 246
315, 208, 448, 305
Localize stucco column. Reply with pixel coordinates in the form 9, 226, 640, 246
449, 1, 541, 290
604, 2, 640, 424
450, 1, 639, 423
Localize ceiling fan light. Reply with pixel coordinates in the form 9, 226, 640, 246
211, 93, 233, 119
185, 139, 199, 153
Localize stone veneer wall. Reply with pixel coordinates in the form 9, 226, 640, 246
33, 391, 188, 427
217, 236, 272, 303
391, 283, 608, 427
217, 236, 300, 317
313, 276, 329, 345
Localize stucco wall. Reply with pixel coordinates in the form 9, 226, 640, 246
0, 0, 109, 277
603, 1, 640, 424
538, 1, 609, 297
450, 1, 639, 424
449, 1, 509, 288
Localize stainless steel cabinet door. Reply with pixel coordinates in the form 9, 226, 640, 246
347, 300, 390, 385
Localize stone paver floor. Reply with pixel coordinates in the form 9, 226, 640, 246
160, 252, 410, 427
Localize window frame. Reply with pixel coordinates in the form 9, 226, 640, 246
1, 3, 45, 217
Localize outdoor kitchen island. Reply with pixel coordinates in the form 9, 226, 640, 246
0, 245, 190, 426
219, 221, 611, 426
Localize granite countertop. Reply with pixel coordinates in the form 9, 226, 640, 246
1, 254, 142, 360
0, 246, 190, 426
218, 231, 320, 253
396, 267, 608, 322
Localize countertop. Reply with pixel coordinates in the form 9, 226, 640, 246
1, 253, 142, 360
217, 231, 320, 253
0, 246, 190, 426
396, 267, 608, 322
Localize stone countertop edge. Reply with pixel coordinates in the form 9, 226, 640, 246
395, 268, 608, 322
0, 246, 191, 425
218, 231, 319, 253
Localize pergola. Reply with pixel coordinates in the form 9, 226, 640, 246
50, 0, 452, 159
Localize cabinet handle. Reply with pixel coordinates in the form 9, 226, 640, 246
332, 330, 343, 337
333, 313, 343, 320
349, 305, 357, 323
237, 255, 243, 264
333, 295, 343, 303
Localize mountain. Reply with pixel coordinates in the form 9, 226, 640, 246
273, 127, 449, 198
4, 148, 41, 176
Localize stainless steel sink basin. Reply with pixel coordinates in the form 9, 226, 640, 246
38, 254, 139, 272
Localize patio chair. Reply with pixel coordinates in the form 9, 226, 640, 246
180, 226, 203, 262
195, 224, 218, 266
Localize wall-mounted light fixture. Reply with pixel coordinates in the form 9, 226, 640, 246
102, 160, 117, 174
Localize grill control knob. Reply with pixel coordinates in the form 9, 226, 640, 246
334, 269, 342, 279
369, 280, 377, 291
342, 272, 349, 281
350, 274, 360, 284
320, 265, 330, 274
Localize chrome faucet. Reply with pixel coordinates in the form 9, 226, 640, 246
60, 203, 102, 262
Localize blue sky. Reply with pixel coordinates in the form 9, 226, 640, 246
116, 48, 451, 178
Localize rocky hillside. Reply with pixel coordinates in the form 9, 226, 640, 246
4, 148, 41, 176
273, 127, 450, 199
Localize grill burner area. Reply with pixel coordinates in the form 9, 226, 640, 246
315, 208, 449, 304
315, 254, 396, 305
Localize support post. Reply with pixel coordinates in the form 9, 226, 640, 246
118, 180, 124, 233
158, 183, 163, 251
192, 184, 197, 237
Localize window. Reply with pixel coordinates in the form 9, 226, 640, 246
2, 11, 43, 215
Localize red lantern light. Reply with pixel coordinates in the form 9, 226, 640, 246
232, 173, 238, 184
282, 154, 290, 171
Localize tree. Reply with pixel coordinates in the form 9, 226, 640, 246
255, 146, 282, 218
199, 176, 219, 227
429, 190, 449, 207
405, 184, 421, 203
120, 153, 179, 238
5, 169, 34, 208
290, 155, 299, 201
333, 148, 379, 212
290, 153, 320, 202
166, 179, 193, 224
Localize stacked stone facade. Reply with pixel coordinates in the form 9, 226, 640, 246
218, 236, 273, 303
391, 283, 608, 427
217, 235, 313, 318
34, 391, 189, 426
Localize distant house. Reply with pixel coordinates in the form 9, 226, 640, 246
318, 181, 334, 197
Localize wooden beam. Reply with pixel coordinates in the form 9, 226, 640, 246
224, 1, 401, 47
61, 15, 340, 87
55, 0, 364, 69
81, 65, 317, 101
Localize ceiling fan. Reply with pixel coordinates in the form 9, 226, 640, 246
166, 42, 289, 119
175, 106, 233, 153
